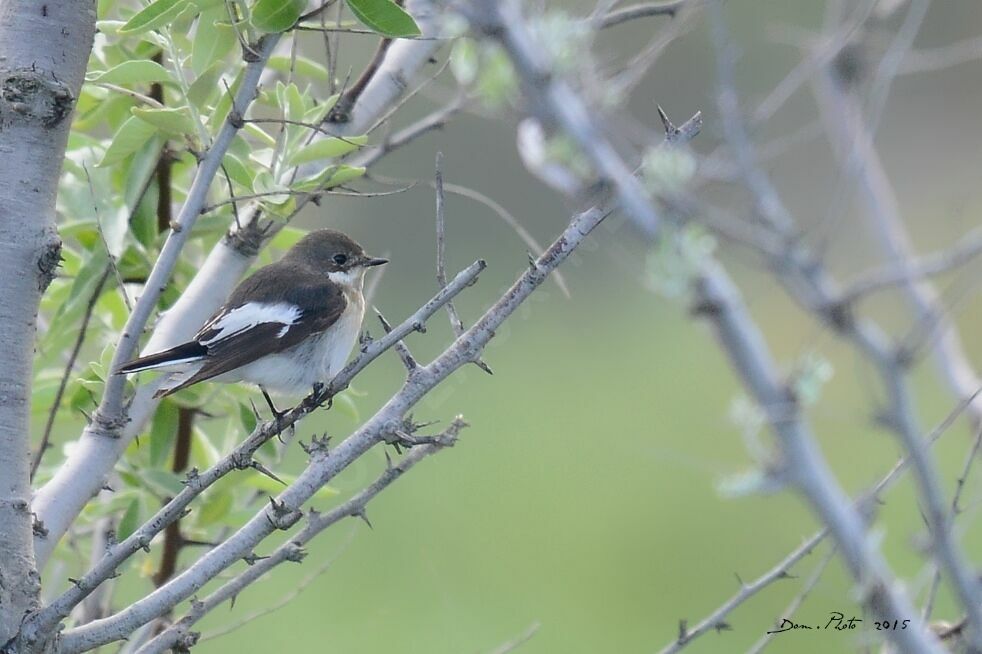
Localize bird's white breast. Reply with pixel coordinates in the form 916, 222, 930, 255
231, 283, 365, 395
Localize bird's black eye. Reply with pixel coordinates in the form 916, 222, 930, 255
332, 254, 348, 266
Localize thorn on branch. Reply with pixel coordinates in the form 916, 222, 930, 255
265, 497, 302, 530
243, 552, 269, 566
376, 310, 418, 371
299, 434, 331, 457
182, 467, 200, 486
353, 507, 372, 529
472, 359, 494, 375
250, 460, 286, 486
359, 329, 373, 352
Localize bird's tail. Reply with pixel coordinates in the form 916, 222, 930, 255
115, 342, 207, 375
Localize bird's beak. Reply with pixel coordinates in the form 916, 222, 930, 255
362, 256, 388, 267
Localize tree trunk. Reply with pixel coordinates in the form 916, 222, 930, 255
0, 0, 94, 645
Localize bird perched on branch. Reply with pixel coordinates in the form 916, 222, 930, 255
116, 229, 387, 404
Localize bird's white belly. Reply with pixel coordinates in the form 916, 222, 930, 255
231, 296, 365, 395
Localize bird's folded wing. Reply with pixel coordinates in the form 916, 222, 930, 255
174, 270, 348, 389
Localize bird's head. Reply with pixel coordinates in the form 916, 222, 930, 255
285, 229, 387, 288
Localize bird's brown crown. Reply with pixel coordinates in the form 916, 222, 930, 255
283, 229, 368, 273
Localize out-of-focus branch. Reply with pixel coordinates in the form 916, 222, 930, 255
839, 227, 982, 304
814, 63, 982, 427
901, 35, 982, 74
24, 261, 485, 645
809, 40, 982, 646
924, 425, 982, 621
690, 259, 942, 654
702, 4, 982, 648
132, 420, 467, 654
596, 2, 686, 29
465, 0, 662, 236
471, 2, 942, 650
659, 385, 979, 653
485, 622, 541, 654
58, 196, 611, 654
353, 94, 467, 168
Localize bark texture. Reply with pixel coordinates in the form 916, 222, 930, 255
0, 0, 95, 646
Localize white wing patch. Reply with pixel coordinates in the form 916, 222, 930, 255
199, 302, 302, 345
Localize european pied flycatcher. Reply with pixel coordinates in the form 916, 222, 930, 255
116, 229, 387, 399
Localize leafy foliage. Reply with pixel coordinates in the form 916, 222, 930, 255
37, 0, 418, 584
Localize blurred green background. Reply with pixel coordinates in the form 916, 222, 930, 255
42, 1, 982, 652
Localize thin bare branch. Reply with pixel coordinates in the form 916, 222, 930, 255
746, 546, 838, 654
133, 420, 466, 654
659, 531, 825, 654
32, 269, 110, 480
840, 227, 982, 304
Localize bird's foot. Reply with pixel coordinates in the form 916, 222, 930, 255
303, 382, 333, 410
260, 387, 287, 421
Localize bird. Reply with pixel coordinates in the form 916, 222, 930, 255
116, 229, 387, 405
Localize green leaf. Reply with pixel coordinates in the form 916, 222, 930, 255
131, 106, 198, 136
254, 170, 291, 205
238, 402, 258, 434
117, 497, 143, 541
244, 472, 338, 500
99, 116, 159, 167
303, 93, 338, 124
191, 427, 223, 468
53, 249, 107, 325
250, 0, 305, 32
269, 226, 308, 251
193, 0, 226, 10
120, 0, 191, 34
149, 400, 180, 468
142, 469, 186, 497
191, 6, 237, 75
222, 153, 254, 190
267, 55, 330, 81
345, 0, 420, 37
87, 60, 175, 85
333, 390, 360, 421
187, 64, 224, 109
243, 122, 276, 147
293, 164, 366, 192
196, 490, 233, 526
287, 135, 368, 167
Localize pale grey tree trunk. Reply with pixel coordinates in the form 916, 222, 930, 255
0, 0, 95, 646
